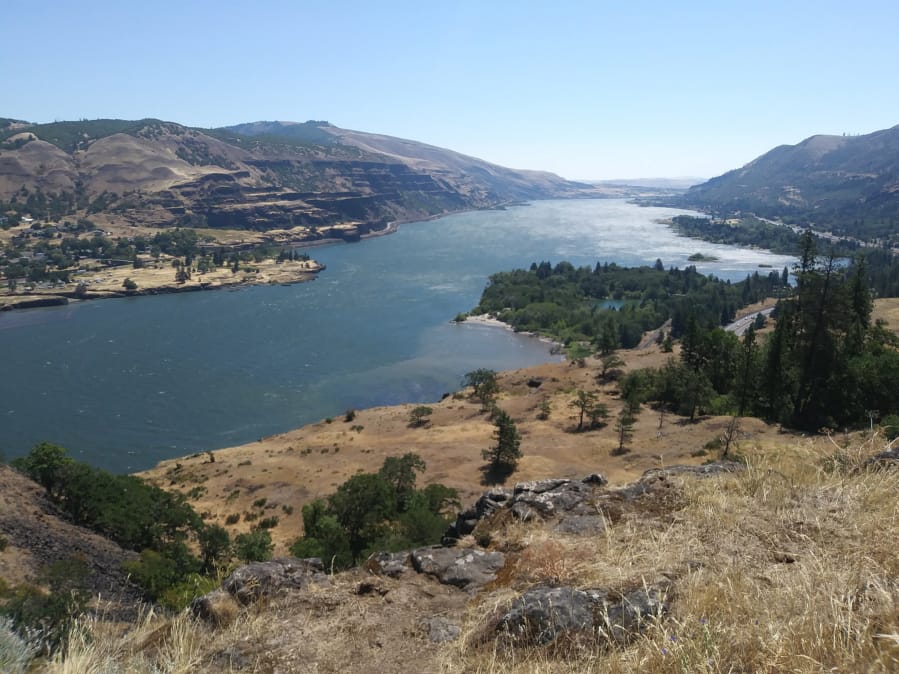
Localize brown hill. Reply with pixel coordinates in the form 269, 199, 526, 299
0, 118, 595, 238
0, 464, 138, 602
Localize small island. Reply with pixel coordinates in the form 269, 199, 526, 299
687, 252, 719, 262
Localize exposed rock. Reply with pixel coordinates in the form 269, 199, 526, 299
411, 546, 506, 590
498, 586, 598, 645
553, 514, 606, 535
600, 586, 669, 643
496, 584, 669, 647
365, 551, 411, 578
222, 557, 328, 605
514, 478, 571, 494
866, 447, 899, 468
424, 616, 462, 643
511, 479, 594, 519
641, 461, 745, 480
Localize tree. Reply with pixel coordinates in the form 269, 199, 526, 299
587, 402, 610, 429
565, 342, 591, 367
569, 389, 598, 431
328, 473, 394, 562
613, 407, 636, 455
234, 529, 273, 563
482, 409, 522, 475
598, 353, 625, 382
408, 405, 433, 427
198, 524, 231, 572
122, 277, 137, 290
463, 368, 499, 409
378, 453, 426, 512
12, 442, 73, 499
661, 332, 673, 353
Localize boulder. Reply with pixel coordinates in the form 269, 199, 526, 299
599, 586, 669, 643
365, 551, 410, 578
222, 557, 328, 605
496, 584, 669, 647
498, 586, 598, 645
424, 616, 462, 643
411, 546, 505, 589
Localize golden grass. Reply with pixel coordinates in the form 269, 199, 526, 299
36, 437, 899, 672
440, 436, 899, 673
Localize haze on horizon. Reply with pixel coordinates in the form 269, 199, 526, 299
4, 0, 898, 181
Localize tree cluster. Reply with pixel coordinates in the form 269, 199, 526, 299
473, 260, 788, 349
290, 453, 458, 569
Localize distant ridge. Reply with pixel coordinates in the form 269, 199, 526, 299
0, 117, 595, 235
680, 124, 899, 239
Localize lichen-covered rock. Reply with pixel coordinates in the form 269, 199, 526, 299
365, 551, 411, 578
411, 546, 505, 589
513, 478, 571, 495
496, 584, 669, 647
498, 586, 599, 645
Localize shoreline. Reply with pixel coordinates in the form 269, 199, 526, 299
0, 200, 530, 314
0, 259, 325, 313
459, 313, 564, 353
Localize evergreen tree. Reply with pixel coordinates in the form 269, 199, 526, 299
482, 409, 522, 473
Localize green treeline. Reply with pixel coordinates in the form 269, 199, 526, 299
670, 215, 811, 255
618, 235, 899, 431
290, 453, 458, 570
473, 259, 789, 348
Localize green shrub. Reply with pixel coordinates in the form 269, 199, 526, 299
234, 530, 273, 563
882, 414, 899, 440
225, 513, 240, 525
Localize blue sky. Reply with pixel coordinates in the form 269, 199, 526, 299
4, 0, 898, 180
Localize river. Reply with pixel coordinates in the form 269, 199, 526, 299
0, 199, 795, 472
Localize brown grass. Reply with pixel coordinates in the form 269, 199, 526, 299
36, 433, 899, 673
439, 435, 899, 673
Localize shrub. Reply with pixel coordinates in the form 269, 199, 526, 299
234, 530, 273, 563
224, 513, 240, 525
882, 414, 899, 440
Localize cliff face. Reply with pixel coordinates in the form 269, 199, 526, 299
0, 119, 596, 233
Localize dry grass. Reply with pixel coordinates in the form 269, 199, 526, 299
439, 436, 899, 673
33, 435, 899, 672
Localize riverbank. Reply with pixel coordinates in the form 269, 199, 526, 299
0, 256, 324, 311
460, 313, 564, 352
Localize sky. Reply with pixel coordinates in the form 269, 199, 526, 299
3, 0, 899, 180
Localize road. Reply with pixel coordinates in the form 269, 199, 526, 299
725, 307, 774, 336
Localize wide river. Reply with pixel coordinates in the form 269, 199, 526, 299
0, 199, 795, 473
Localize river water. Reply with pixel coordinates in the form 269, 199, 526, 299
0, 199, 794, 472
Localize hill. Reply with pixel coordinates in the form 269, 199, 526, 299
0, 117, 594, 238
680, 125, 899, 242
3, 308, 898, 672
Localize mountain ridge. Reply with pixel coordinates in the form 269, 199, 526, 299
680, 123, 899, 241
0, 117, 595, 238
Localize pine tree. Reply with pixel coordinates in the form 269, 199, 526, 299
482, 409, 521, 472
